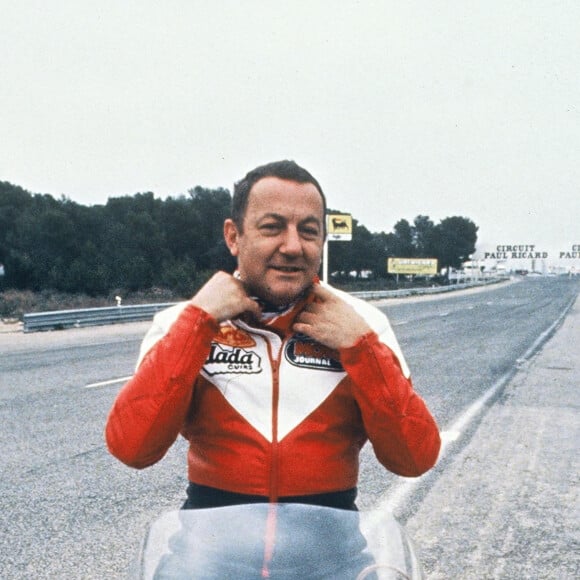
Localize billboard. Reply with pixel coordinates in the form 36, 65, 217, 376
326, 214, 352, 241
388, 258, 438, 275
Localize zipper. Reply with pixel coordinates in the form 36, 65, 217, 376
268, 343, 282, 503
234, 320, 284, 502
255, 334, 283, 578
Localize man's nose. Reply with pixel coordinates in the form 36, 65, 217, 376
279, 227, 302, 255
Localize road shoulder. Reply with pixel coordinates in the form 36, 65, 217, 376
406, 297, 579, 579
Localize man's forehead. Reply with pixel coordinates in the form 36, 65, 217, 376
247, 177, 324, 215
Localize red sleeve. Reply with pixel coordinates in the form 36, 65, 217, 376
340, 331, 441, 477
105, 304, 219, 468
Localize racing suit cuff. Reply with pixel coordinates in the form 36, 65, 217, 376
184, 302, 220, 331
339, 329, 407, 379
339, 330, 379, 362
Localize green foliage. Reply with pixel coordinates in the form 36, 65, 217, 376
0, 182, 234, 298
0, 180, 479, 296
412, 215, 436, 258
431, 216, 478, 270
328, 215, 380, 279
386, 219, 415, 258
380, 215, 478, 274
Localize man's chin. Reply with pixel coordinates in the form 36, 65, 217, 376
259, 281, 313, 307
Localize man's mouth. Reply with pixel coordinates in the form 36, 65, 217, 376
270, 265, 303, 273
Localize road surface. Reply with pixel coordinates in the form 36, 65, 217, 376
0, 276, 577, 578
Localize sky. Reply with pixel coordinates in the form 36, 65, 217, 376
1, 1, 579, 270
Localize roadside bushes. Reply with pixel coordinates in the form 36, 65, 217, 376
0, 287, 182, 320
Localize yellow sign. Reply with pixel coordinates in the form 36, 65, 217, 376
327, 214, 352, 241
388, 258, 438, 275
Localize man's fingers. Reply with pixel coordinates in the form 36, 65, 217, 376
299, 302, 317, 315
292, 321, 314, 338
295, 311, 314, 325
243, 297, 262, 318
311, 284, 334, 301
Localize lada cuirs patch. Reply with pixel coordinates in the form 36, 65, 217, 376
284, 334, 344, 372
205, 343, 262, 375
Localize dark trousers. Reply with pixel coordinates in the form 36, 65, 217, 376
182, 482, 358, 511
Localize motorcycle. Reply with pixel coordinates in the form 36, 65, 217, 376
136, 502, 424, 579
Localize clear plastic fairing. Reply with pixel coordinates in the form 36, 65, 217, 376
137, 503, 424, 579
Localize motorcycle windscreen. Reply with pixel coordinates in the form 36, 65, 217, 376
138, 503, 423, 579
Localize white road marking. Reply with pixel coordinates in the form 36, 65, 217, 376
377, 293, 577, 515
439, 430, 461, 442
376, 369, 514, 515
84, 376, 132, 389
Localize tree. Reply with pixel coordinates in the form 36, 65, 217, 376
385, 219, 414, 258
101, 196, 167, 291
188, 186, 232, 270
367, 231, 390, 279
0, 183, 34, 287
0, 178, 480, 295
349, 223, 375, 277
412, 215, 436, 257
159, 196, 199, 261
4, 194, 80, 290
432, 216, 478, 272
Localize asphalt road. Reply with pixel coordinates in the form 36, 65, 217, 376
1, 276, 578, 578
406, 286, 579, 579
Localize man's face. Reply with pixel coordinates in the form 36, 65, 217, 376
224, 176, 325, 305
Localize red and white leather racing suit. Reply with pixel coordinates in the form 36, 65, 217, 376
105, 282, 440, 501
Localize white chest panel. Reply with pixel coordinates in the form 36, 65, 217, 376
201, 328, 346, 442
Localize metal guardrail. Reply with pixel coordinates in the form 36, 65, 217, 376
21, 278, 507, 333
350, 278, 504, 301
23, 303, 177, 333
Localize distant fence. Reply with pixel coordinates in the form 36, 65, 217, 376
22, 278, 506, 333
23, 303, 176, 333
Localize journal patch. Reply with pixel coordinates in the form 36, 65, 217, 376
284, 335, 343, 372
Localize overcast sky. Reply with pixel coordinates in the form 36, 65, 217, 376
1, 1, 578, 268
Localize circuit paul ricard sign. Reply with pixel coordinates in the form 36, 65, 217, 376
483, 243, 580, 261
387, 258, 438, 275
483, 245, 548, 260
560, 244, 580, 259
326, 214, 352, 241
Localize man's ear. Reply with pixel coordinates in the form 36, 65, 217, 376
223, 219, 240, 257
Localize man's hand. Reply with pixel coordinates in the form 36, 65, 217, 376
189, 271, 262, 322
293, 285, 372, 350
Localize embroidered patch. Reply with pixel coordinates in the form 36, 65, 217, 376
284, 335, 344, 371
215, 325, 256, 348
205, 343, 262, 375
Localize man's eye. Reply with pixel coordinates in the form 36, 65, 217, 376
301, 227, 320, 238
261, 223, 281, 232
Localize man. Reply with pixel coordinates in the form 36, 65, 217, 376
105, 160, 440, 511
